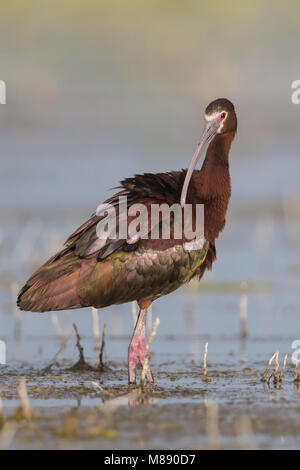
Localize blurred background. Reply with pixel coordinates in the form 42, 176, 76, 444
0, 0, 300, 365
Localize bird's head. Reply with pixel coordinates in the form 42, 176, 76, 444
204, 98, 237, 135
180, 98, 237, 207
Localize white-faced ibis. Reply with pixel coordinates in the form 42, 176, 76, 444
18, 98, 237, 384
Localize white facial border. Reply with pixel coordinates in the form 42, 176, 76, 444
204, 110, 227, 133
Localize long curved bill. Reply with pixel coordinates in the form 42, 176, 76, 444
180, 119, 219, 207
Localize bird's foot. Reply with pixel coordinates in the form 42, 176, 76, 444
128, 338, 154, 385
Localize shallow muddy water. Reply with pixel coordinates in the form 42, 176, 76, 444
1, 336, 300, 450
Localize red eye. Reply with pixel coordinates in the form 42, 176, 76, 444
221, 112, 226, 119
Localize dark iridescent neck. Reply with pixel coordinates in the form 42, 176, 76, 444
204, 132, 235, 168
199, 132, 235, 199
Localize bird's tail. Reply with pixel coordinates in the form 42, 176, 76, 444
17, 250, 83, 312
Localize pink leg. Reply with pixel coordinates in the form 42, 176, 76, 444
128, 306, 154, 384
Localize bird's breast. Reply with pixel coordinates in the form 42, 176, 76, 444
77, 238, 209, 308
